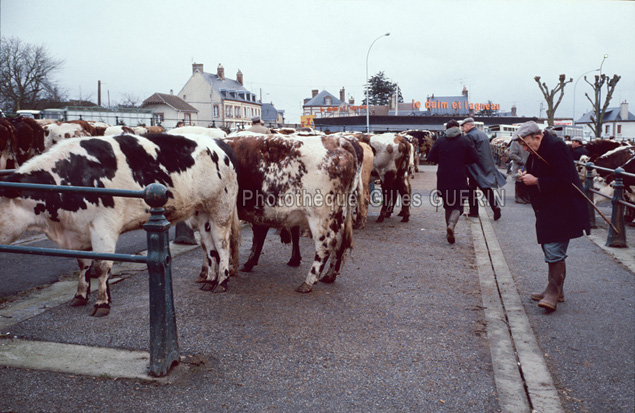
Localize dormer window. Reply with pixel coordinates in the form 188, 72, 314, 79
325, 96, 332, 105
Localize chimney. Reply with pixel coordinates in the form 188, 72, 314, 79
621, 101, 629, 120
349, 96, 355, 105
511, 104, 517, 117
217, 64, 225, 80
462, 86, 468, 97
170, 89, 173, 95
312, 89, 319, 98
236, 69, 243, 85
192, 62, 204, 74
340, 87, 345, 102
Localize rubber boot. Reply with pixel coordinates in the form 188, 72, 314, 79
531, 262, 565, 302
446, 209, 460, 244
538, 261, 566, 311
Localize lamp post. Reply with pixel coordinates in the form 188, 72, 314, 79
572, 54, 608, 125
366, 32, 390, 133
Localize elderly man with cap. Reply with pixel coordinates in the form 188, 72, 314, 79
570, 136, 589, 161
515, 121, 590, 312
247, 116, 271, 134
461, 117, 506, 220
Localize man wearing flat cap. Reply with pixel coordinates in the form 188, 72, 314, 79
515, 121, 589, 312
247, 116, 271, 134
461, 117, 506, 220
570, 136, 589, 161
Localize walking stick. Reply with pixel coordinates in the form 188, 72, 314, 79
517, 135, 619, 235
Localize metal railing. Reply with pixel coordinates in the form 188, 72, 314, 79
0, 177, 179, 377
577, 161, 635, 248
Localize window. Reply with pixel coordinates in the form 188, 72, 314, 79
617, 125, 622, 134
213, 105, 219, 118
226, 105, 232, 117
605, 124, 610, 133
184, 113, 191, 125
235, 106, 241, 118
153, 113, 164, 124
325, 97, 332, 105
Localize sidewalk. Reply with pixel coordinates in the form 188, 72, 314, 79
0, 164, 632, 412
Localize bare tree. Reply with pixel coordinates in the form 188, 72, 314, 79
118, 92, 141, 108
584, 74, 621, 138
534, 74, 572, 127
0, 37, 65, 112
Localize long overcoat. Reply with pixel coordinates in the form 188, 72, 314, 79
526, 131, 590, 244
427, 126, 479, 209
465, 127, 507, 189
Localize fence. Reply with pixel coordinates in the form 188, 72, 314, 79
0, 172, 179, 377
577, 161, 635, 248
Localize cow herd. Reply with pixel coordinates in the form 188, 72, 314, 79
0, 118, 434, 317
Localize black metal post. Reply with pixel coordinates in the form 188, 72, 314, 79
584, 162, 597, 228
607, 168, 627, 248
143, 183, 180, 377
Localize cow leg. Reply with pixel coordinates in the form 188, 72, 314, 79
287, 226, 302, 267
192, 216, 222, 292
203, 219, 234, 293
90, 260, 113, 317
70, 258, 93, 307
397, 175, 412, 223
296, 220, 331, 293
241, 224, 269, 272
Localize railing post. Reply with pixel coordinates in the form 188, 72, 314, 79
143, 183, 180, 377
584, 162, 597, 228
606, 168, 627, 248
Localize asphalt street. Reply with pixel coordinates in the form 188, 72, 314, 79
0, 164, 633, 412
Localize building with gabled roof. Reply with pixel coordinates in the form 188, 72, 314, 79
576, 101, 635, 140
261, 102, 285, 128
177, 63, 262, 130
141, 92, 198, 128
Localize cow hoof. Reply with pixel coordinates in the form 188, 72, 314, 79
241, 263, 255, 272
376, 216, 385, 223
214, 280, 228, 293
90, 304, 110, 317
295, 282, 313, 293
287, 258, 301, 267
401, 216, 409, 223
319, 274, 337, 284
69, 296, 88, 307
200, 281, 218, 292
194, 276, 207, 283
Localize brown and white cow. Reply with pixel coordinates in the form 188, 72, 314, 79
368, 132, 412, 223
0, 133, 240, 316
42, 121, 92, 149
0, 117, 46, 169
168, 125, 227, 139
223, 133, 358, 292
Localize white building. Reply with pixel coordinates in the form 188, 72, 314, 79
177, 63, 261, 130
577, 101, 635, 141
141, 93, 198, 129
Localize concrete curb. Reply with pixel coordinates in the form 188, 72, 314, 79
471, 204, 564, 412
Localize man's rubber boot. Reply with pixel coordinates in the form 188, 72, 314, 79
531, 262, 565, 302
538, 261, 566, 311
446, 209, 460, 244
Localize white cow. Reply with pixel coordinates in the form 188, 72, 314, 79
0, 133, 240, 316
168, 126, 227, 139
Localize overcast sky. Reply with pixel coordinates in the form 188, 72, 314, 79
2, 0, 634, 123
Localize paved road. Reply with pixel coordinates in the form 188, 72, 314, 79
0, 165, 632, 412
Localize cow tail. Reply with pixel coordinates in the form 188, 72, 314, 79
229, 205, 241, 276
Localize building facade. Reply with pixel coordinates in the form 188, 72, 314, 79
141, 92, 198, 129
577, 101, 635, 140
178, 63, 261, 130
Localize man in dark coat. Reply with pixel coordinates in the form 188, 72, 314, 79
462, 117, 507, 220
427, 120, 479, 244
516, 121, 590, 312
570, 137, 589, 161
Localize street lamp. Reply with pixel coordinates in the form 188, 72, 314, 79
366, 32, 390, 133
572, 54, 608, 125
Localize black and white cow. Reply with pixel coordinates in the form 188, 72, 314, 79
0, 133, 240, 316
224, 134, 359, 293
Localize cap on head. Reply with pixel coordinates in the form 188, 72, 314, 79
571, 136, 583, 143
251, 116, 261, 123
513, 121, 542, 141
446, 119, 460, 129
461, 117, 474, 125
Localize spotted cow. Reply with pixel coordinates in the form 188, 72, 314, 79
224, 133, 358, 292
43, 121, 92, 149
168, 126, 227, 139
0, 133, 240, 316
368, 132, 412, 223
